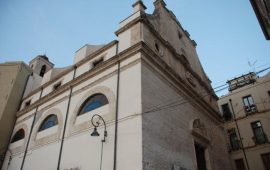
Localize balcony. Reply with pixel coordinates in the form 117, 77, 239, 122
223, 111, 233, 121
252, 134, 268, 145
244, 104, 257, 114
231, 140, 241, 151
228, 139, 242, 152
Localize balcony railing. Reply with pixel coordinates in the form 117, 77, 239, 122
230, 140, 241, 151
223, 111, 233, 121
244, 104, 257, 114
252, 134, 268, 145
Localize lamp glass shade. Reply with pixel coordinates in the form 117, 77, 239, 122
91, 127, 100, 136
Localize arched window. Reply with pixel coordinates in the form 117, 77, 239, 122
38, 115, 58, 132
11, 129, 25, 143
78, 93, 109, 116
40, 65, 47, 77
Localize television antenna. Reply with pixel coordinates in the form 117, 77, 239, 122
248, 59, 257, 73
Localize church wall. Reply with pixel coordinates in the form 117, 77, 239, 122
18, 43, 118, 113
59, 53, 143, 170
141, 61, 231, 170
23, 142, 61, 170
142, 23, 218, 112
148, 5, 210, 86
22, 73, 43, 98
118, 29, 132, 53
3, 113, 34, 170
20, 90, 42, 111
41, 71, 74, 97
2, 51, 144, 170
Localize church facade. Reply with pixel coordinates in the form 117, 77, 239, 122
2, 1, 231, 170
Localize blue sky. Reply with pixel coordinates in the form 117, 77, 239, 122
0, 0, 269, 95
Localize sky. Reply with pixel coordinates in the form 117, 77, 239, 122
0, 0, 269, 95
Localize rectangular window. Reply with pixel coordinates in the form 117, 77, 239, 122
221, 103, 232, 121
268, 91, 270, 99
235, 159, 246, 170
228, 129, 241, 151
242, 95, 257, 114
251, 121, 268, 144
261, 153, 270, 170
53, 82, 62, 91
25, 100, 31, 108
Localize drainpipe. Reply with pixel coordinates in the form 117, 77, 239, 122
21, 87, 43, 170
57, 66, 77, 170
113, 42, 120, 170
229, 99, 250, 170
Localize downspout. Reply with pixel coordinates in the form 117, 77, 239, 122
113, 42, 120, 170
21, 87, 43, 170
229, 99, 250, 170
57, 66, 77, 170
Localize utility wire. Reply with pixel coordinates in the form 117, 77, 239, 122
115, 100, 270, 133
211, 65, 270, 87
213, 84, 228, 90
256, 66, 270, 75
11, 68, 270, 152
213, 66, 270, 94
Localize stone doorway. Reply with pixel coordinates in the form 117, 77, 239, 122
194, 143, 207, 170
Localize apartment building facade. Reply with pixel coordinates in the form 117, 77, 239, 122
0, 62, 32, 168
218, 72, 270, 170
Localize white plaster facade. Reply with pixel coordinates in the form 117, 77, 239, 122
2, 1, 232, 170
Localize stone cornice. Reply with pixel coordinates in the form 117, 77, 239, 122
22, 40, 118, 101
115, 15, 144, 36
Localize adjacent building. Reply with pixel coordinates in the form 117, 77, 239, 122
218, 72, 270, 170
0, 62, 32, 168
250, 0, 270, 40
2, 1, 232, 170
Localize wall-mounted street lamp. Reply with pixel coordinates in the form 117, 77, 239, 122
90, 114, 107, 170
91, 114, 107, 142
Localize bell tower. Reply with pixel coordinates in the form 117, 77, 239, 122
29, 55, 54, 77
